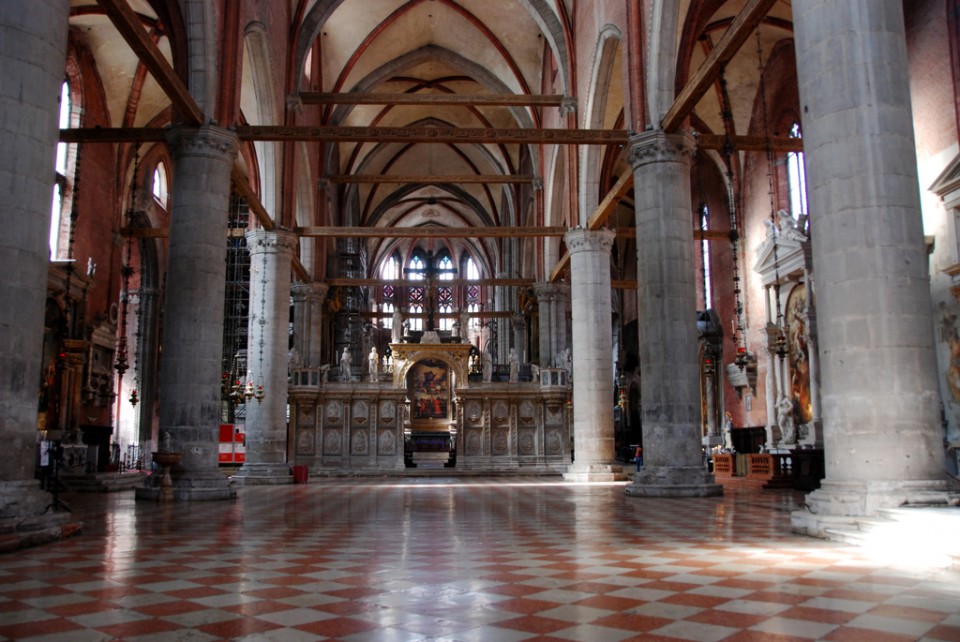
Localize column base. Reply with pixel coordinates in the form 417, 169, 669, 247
136, 471, 236, 502
231, 463, 295, 486
625, 466, 723, 497
563, 463, 627, 482
791, 479, 952, 538
0, 481, 83, 551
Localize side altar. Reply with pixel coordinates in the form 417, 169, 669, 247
287, 336, 571, 474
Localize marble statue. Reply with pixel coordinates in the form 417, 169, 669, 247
340, 347, 352, 381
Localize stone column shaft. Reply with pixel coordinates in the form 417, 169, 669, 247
563, 228, 623, 481
0, 1, 78, 544
149, 125, 238, 501
292, 282, 328, 367
625, 130, 721, 497
235, 230, 298, 484
792, 0, 946, 528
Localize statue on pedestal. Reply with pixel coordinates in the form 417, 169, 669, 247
508, 348, 519, 382
340, 347, 352, 382
368, 346, 379, 380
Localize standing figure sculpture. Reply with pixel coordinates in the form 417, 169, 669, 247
392, 308, 403, 343
340, 347, 352, 382
777, 395, 796, 445
508, 347, 519, 382
482, 346, 493, 382
368, 346, 379, 380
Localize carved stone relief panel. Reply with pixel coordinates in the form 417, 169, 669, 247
518, 429, 536, 455
378, 429, 396, 455
519, 400, 536, 426
464, 400, 483, 424
545, 429, 564, 455
325, 400, 342, 424
493, 400, 510, 426
352, 428, 368, 454
323, 429, 342, 454
545, 404, 564, 427
296, 429, 314, 454
465, 429, 483, 455
352, 400, 369, 426
379, 400, 396, 426
492, 429, 509, 455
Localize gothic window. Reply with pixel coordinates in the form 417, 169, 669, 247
380, 254, 400, 329
152, 162, 168, 208
465, 255, 482, 332
50, 80, 77, 259
700, 206, 712, 309
787, 122, 807, 222
437, 253, 454, 331
407, 253, 425, 331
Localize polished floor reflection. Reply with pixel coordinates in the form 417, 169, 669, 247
0, 478, 958, 641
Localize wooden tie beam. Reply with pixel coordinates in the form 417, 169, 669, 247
300, 92, 566, 107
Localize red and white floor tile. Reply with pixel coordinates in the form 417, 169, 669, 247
0, 478, 957, 641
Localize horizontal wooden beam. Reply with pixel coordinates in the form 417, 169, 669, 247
59, 125, 629, 146
697, 133, 803, 153
297, 226, 569, 238
328, 174, 537, 184
662, 0, 780, 132
59, 126, 803, 154
300, 92, 566, 107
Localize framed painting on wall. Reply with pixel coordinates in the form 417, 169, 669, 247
410, 359, 450, 420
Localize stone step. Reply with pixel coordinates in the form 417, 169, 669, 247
824, 505, 960, 570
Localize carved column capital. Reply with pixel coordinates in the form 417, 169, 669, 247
245, 228, 300, 256
627, 130, 696, 170
564, 228, 616, 255
164, 124, 238, 162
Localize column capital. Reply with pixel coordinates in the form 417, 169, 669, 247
533, 281, 570, 301
164, 124, 238, 162
564, 228, 616, 255
292, 281, 329, 301
627, 130, 696, 169
245, 228, 299, 256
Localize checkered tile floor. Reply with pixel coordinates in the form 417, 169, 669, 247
1, 478, 958, 641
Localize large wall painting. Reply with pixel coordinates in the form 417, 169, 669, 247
410, 359, 450, 420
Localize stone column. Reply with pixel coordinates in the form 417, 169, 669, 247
234, 229, 298, 485
511, 314, 526, 363
291, 282, 328, 367
0, 0, 76, 543
791, 0, 947, 534
562, 228, 624, 482
142, 124, 238, 502
136, 286, 160, 455
625, 130, 722, 498
533, 282, 570, 370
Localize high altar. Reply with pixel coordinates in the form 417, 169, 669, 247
287, 338, 571, 474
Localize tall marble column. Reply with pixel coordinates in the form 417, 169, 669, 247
142, 124, 238, 502
791, 0, 947, 534
562, 228, 624, 482
533, 282, 570, 369
625, 130, 721, 498
0, 0, 76, 543
292, 282, 328, 368
234, 229, 298, 485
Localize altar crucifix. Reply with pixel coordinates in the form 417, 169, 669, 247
403, 250, 457, 331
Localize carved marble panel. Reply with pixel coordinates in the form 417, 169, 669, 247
464, 400, 483, 424
492, 429, 509, 455
545, 429, 564, 455
379, 400, 396, 425
493, 400, 510, 426
519, 400, 536, 426
296, 429, 314, 454
465, 429, 483, 455
518, 429, 536, 455
352, 428, 368, 454
545, 405, 564, 426
378, 429, 397, 455
352, 400, 369, 426
323, 429, 342, 454
325, 401, 342, 424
